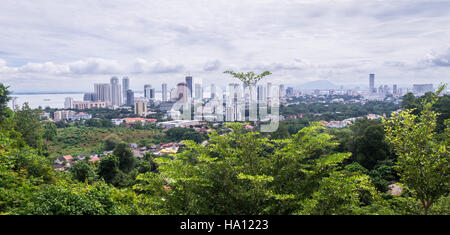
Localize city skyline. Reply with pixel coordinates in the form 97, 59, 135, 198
1, 0, 450, 92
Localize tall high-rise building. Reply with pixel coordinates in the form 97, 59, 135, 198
194, 83, 203, 100
162, 83, 168, 101
144, 84, 152, 99
267, 82, 272, 98
413, 84, 433, 94
122, 77, 129, 104
210, 84, 216, 99
185, 76, 193, 97
126, 90, 134, 107
286, 87, 294, 97
369, 74, 375, 93
64, 97, 73, 109
393, 84, 398, 96
83, 93, 97, 102
176, 82, 189, 102
150, 88, 155, 99
279, 84, 285, 98
383, 85, 389, 94
170, 88, 178, 101
257, 85, 266, 102
94, 83, 111, 103
110, 77, 122, 106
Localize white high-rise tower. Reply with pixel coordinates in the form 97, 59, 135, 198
110, 76, 122, 106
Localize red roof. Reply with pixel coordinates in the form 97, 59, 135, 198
123, 118, 157, 123
63, 155, 73, 160
89, 157, 100, 162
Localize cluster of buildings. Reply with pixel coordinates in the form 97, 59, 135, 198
53, 154, 100, 172
280, 74, 438, 102
111, 117, 157, 126
59, 73, 441, 126
367, 73, 434, 99
156, 120, 202, 129
318, 113, 384, 128
64, 76, 156, 116
132, 142, 185, 156
62, 75, 289, 121
53, 110, 92, 121
53, 141, 187, 172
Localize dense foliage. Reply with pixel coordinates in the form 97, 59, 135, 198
0, 83, 448, 215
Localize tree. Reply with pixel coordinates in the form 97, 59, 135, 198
432, 94, 450, 132
0, 83, 12, 123
223, 70, 272, 89
134, 122, 363, 215
98, 154, 120, 184
269, 122, 290, 139
43, 121, 57, 141
384, 85, 449, 214
224, 70, 272, 120
21, 180, 121, 215
70, 160, 97, 183
401, 92, 418, 110
353, 124, 389, 169
104, 134, 121, 151
113, 143, 135, 173
298, 171, 392, 215
13, 103, 43, 150
136, 153, 158, 174
165, 127, 206, 143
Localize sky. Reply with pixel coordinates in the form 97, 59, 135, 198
0, 0, 450, 92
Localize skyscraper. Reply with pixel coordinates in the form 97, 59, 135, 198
83, 93, 97, 101
279, 84, 285, 98
150, 88, 155, 99
64, 97, 73, 109
122, 77, 129, 104
257, 85, 266, 102
369, 74, 375, 93
144, 84, 152, 99
210, 84, 216, 99
176, 82, 189, 102
110, 76, 122, 106
383, 85, 389, 95
94, 83, 111, 103
185, 76, 193, 97
413, 84, 433, 94
170, 88, 178, 101
162, 83, 168, 102
286, 87, 294, 97
267, 82, 272, 99
393, 84, 398, 96
194, 83, 203, 100
126, 89, 134, 107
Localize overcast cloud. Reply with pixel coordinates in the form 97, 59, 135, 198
0, 0, 449, 92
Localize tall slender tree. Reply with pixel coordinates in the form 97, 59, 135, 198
384, 85, 449, 214
224, 70, 272, 120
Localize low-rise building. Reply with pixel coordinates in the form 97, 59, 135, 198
157, 120, 201, 129
54, 155, 73, 164
53, 110, 92, 121
73, 101, 109, 109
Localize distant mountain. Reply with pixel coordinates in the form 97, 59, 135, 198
298, 80, 339, 90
